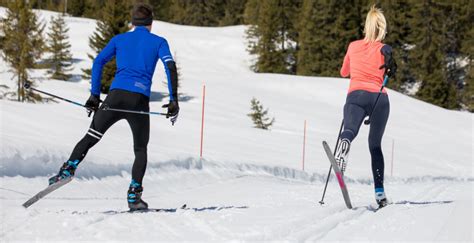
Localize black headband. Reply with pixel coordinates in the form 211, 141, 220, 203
132, 15, 153, 26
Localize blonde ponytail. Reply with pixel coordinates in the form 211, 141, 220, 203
364, 5, 387, 42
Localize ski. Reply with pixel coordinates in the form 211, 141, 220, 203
22, 177, 73, 208
103, 204, 187, 215
368, 202, 390, 212
129, 204, 187, 213
103, 204, 251, 215
139, 204, 186, 213
322, 141, 353, 209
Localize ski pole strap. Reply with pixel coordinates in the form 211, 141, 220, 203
101, 105, 167, 116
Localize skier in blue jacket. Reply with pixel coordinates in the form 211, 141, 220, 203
49, 3, 178, 211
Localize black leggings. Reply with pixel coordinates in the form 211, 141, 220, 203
340, 90, 390, 189
68, 89, 150, 184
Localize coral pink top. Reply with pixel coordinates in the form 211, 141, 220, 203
340, 40, 386, 94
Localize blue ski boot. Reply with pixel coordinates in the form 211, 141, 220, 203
375, 188, 388, 208
48, 160, 79, 185
128, 180, 148, 211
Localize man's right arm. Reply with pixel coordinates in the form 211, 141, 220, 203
90, 37, 117, 96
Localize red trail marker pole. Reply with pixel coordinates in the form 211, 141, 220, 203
302, 120, 307, 171
200, 85, 206, 159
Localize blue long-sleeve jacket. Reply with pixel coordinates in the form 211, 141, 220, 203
91, 26, 177, 100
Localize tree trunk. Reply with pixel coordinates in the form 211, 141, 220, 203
17, 74, 21, 102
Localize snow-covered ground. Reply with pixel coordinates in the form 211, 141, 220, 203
1, 9, 473, 242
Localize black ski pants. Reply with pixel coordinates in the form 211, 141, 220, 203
68, 89, 150, 185
340, 90, 390, 189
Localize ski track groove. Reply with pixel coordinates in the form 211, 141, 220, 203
1, 174, 471, 241
1, 162, 471, 241
0, 208, 41, 239
433, 201, 456, 241
304, 207, 369, 241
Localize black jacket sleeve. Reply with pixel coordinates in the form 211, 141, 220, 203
166, 61, 178, 102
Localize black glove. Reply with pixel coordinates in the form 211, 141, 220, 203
379, 45, 397, 78
162, 100, 179, 125
379, 58, 397, 78
85, 94, 101, 117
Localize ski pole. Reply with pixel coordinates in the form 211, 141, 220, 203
318, 119, 344, 205
24, 82, 85, 108
364, 75, 389, 125
24, 83, 167, 116
102, 105, 166, 116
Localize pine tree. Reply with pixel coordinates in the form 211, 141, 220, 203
326, 1, 364, 77
46, 0, 61, 12
297, 0, 332, 76
82, 0, 130, 94
243, 0, 260, 25
253, 0, 286, 73
297, 1, 364, 77
380, 0, 416, 92
83, 0, 105, 19
69, 0, 86, 17
170, 0, 225, 26
411, 0, 458, 109
1, 0, 45, 102
278, 0, 302, 74
220, 0, 247, 26
148, 0, 172, 21
248, 97, 275, 130
443, 3, 462, 94
458, 0, 473, 111
243, 0, 261, 59
246, 0, 301, 74
440, 1, 472, 110
47, 14, 73, 80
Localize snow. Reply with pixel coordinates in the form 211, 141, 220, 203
1, 8, 473, 242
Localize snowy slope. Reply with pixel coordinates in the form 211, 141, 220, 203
1, 8, 473, 242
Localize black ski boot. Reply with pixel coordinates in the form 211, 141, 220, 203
48, 160, 79, 185
128, 180, 148, 211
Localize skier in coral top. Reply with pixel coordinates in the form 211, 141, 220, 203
336, 5, 397, 208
